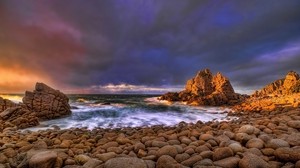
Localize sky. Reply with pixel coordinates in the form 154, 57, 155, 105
1, 0, 300, 94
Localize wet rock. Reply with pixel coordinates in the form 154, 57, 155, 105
104, 157, 147, 168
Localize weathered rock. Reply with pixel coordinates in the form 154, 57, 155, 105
239, 153, 270, 168
253, 71, 300, 96
23, 82, 71, 120
160, 69, 244, 106
0, 106, 39, 129
0, 97, 17, 112
29, 151, 58, 168
104, 157, 147, 168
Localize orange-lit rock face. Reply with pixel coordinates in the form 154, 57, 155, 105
0, 67, 52, 93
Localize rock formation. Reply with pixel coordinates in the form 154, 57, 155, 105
253, 71, 300, 97
234, 71, 300, 112
160, 69, 245, 106
23, 82, 71, 120
0, 97, 17, 112
0, 82, 71, 130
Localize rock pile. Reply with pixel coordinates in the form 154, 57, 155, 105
0, 83, 71, 130
160, 69, 246, 106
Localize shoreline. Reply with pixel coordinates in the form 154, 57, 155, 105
1, 107, 299, 168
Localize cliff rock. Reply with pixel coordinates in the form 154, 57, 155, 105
253, 71, 300, 97
0, 82, 71, 130
234, 71, 300, 113
160, 69, 244, 106
23, 82, 71, 120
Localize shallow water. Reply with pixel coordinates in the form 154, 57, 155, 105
27, 94, 230, 130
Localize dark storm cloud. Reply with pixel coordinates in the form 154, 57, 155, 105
1, 0, 300, 93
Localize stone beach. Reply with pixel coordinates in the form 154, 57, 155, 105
0, 107, 299, 168
1, 69, 300, 168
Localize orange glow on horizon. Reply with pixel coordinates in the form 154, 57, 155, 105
0, 67, 53, 93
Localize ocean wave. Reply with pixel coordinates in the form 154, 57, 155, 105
26, 95, 231, 131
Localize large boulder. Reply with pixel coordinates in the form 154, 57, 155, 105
0, 82, 71, 130
160, 69, 244, 106
23, 82, 71, 120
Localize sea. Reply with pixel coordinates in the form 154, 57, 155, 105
1, 94, 231, 130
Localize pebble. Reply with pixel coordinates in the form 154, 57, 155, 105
212, 147, 234, 161
156, 145, 178, 158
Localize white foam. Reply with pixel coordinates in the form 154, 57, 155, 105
26, 96, 231, 131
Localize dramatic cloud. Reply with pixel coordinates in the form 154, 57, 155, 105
1, 0, 300, 93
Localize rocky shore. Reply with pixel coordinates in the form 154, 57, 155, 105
0, 70, 300, 168
0, 107, 299, 168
